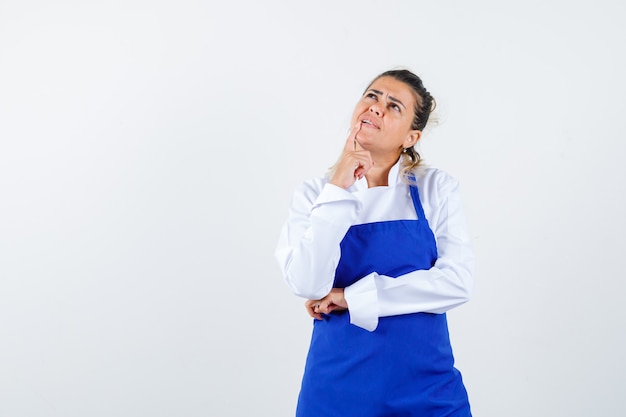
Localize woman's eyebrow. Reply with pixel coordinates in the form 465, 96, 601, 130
367, 89, 406, 109
388, 96, 406, 109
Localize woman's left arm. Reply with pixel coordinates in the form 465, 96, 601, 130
344, 174, 475, 331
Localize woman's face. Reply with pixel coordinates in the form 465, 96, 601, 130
351, 76, 420, 157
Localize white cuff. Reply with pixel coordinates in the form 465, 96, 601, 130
344, 272, 379, 332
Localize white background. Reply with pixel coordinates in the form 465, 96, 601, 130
1, 1, 625, 416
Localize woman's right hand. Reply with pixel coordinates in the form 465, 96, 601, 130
305, 288, 348, 320
329, 123, 374, 189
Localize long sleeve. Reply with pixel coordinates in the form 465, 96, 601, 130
275, 179, 362, 300
344, 173, 474, 331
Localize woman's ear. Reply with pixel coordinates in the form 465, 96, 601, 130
404, 130, 421, 148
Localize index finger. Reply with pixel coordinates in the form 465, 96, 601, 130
344, 123, 362, 152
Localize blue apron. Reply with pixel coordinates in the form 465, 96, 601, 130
296, 182, 471, 417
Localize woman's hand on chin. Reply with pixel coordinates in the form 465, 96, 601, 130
330, 123, 374, 189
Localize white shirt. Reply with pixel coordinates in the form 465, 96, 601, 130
275, 161, 474, 332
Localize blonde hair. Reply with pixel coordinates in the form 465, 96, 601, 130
399, 147, 422, 184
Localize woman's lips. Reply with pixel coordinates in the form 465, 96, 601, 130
360, 118, 379, 129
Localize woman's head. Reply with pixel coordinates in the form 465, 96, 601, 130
348, 69, 435, 179
368, 69, 435, 132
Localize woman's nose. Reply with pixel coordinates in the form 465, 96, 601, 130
369, 105, 382, 116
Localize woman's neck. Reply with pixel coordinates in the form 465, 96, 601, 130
365, 153, 400, 188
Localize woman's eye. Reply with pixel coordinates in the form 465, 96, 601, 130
390, 104, 401, 112
365, 93, 377, 100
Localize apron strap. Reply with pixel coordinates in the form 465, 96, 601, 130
408, 174, 426, 220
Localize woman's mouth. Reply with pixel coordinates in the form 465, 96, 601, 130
360, 118, 379, 129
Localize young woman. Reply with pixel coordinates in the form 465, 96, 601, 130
275, 69, 474, 416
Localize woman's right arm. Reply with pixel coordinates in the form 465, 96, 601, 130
275, 180, 361, 300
